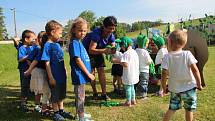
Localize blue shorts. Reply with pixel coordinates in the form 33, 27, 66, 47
169, 88, 197, 111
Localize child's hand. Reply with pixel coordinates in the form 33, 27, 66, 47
88, 74, 95, 81
24, 70, 31, 76
197, 85, 203, 91
104, 48, 111, 54
49, 78, 56, 88
111, 48, 116, 54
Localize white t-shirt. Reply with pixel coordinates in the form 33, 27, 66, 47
162, 50, 198, 93
113, 51, 123, 59
155, 47, 168, 65
135, 48, 152, 73
121, 48, 139, 85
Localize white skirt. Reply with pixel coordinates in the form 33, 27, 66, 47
30, 68, 50, 95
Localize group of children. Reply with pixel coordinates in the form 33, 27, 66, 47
16, 18, 95, 121
15, 15, 203, 121
110, 30, 202, 121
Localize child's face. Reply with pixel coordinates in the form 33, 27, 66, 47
51, 27, 63, 42
73, 23, 88, 40
145, 39, 149, 48
120, 45, 126, 51
25, 33, 36, 45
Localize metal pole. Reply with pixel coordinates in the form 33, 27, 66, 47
11, 8, 17, 37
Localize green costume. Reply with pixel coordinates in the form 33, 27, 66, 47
152, 35, 165, 49
136, 34, 148, 48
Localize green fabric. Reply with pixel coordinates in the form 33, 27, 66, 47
120, 36, 132, 48
152, 35, 165, 49
100, 101, 120, 107
115, 38, 121, 43
137, 34, 148, 48
149, 61, 156, 75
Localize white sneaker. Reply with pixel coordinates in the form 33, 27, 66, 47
34, 105, 41, 112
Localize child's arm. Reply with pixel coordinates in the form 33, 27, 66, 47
161, 69, 168, 94
24, 60, 38, 76
112, 58, 121, 64
121, 62, 128, 68
18, 56, 28, 62
190, 63, 202, 90
45, 61, 56, 88
75, 58, 95, 81
89, 41, 111, 54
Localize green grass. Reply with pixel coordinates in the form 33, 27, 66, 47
0, 44, 215, 121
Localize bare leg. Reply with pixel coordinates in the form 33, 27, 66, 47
58, 100, 64, 110
35, 94, 41, 105
97, 67, 106, 95
163, 109, 176, 121
90, 68, 97, 94
185, 110, 193, 121
52, 102, 59, 112
116, 76, 122, 90
113, 76, 117, 90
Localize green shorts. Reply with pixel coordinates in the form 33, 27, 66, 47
169, 87, 197, 111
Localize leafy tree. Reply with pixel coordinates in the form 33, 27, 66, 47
118, 23, 131, 32
92, 16, 105, 29
78, 10, 96, 29
0, 7, 8, 40
63, 19, 73, 40
115, 23, 126, 38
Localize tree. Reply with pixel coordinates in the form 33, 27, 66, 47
92, 16, 105, 29
78, 10, 96, 29
115, 23, 126, 38
63, 19, 73, 40
118, 23, 131, 32
0, 7, 8, 40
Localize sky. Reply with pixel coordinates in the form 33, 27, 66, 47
1, 0, 215, 37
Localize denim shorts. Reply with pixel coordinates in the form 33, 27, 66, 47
169, 88, 197, 111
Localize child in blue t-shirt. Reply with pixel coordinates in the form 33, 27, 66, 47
41, 20, 73, 120
25, 31, 51, 115
18, 30, 36, 112
69, 17, 95, 121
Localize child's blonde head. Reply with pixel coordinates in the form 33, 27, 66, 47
45, 20, 62, 36
168, 29, 187, 51
69, 17, 89, 40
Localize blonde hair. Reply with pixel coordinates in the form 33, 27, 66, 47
68, 17, 89, 40
45, 20, 62, 36
168, 29, 187, 50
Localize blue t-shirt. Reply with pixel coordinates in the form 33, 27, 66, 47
28, 45, 46, 69
18, 45, 33, 70
41, 41, 66, 84
82, 27, 115, 52
69, 39, 91, 85
15, 42, 23, 50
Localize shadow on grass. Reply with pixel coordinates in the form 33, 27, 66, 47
0, 86, 54, 121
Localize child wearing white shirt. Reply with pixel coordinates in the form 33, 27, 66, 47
161, 30, 202, 121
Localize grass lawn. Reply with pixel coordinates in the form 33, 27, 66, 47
0, 44, 214, 121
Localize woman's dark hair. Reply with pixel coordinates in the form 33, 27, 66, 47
40, 33, 48, 49
103, 16, 117, 28
21, 30, 35, 43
